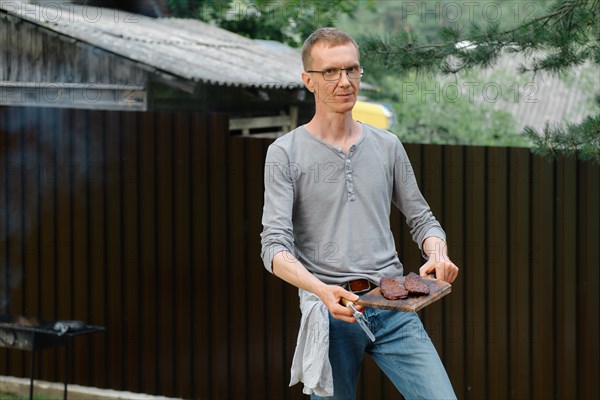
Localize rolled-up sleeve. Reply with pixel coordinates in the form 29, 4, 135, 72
391, 140, 446, 258
260, 144, 296, 273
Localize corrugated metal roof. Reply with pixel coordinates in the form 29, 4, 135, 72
478, 51, 598, 131
440, 50, 599, 131
1, 1, 305, 89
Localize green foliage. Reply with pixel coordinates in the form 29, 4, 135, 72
352, 0, 599, 162
339, 1, 558, 44
167, 0, 362, 47
359, 0, 599, 75
524, 101, 600, 162
369, 74, 527, 147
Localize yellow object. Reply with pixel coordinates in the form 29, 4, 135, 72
353, 100, 395, 130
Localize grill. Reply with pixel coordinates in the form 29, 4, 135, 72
0, 314, 105, 400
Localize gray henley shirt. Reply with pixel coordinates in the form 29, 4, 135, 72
260, 123, 445, 285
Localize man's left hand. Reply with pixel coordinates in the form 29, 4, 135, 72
420, 236, 459, 283
419, 257, 459, 283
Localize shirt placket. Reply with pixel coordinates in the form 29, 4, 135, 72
337, 145, 357, 202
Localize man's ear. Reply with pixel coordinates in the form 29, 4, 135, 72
302, 71, 315, 93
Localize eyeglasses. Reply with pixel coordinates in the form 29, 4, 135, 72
305, 66, 364, 81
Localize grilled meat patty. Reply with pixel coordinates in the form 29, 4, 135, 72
380, 277, 409, 300
403, 272, 430, 295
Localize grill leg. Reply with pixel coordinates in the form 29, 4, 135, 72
64, 339, 71, 400
29, 338, 36, 400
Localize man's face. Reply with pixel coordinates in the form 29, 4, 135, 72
302, 42, 361, 115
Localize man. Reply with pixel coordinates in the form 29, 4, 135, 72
260, 27, 458, 399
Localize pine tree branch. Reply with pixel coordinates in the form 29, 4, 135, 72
360, 0, 599, 75
522, 114, 600, 163
359, 0, 599, 163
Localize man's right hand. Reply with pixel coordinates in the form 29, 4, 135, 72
316, 284, 363, 323
271, 251, 364, 323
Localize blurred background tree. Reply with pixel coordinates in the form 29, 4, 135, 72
345, 0, 599, 162
164, 0, 599, 162
166, 0, 363, 47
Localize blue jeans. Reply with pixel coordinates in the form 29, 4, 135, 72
312, 308, 456, 400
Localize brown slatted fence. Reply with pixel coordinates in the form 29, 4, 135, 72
0, 106, 598, 400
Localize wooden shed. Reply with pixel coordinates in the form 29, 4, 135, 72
0, 0, 312, 136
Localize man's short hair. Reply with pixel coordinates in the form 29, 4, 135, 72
301, 28, 359, 70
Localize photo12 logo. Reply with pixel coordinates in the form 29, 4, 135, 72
400, 1, 541, 24
0, 1, 139, 24
0, 82, 144, 106
400, 81, 539, 104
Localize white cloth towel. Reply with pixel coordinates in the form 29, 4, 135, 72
289, 289, 333, 396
